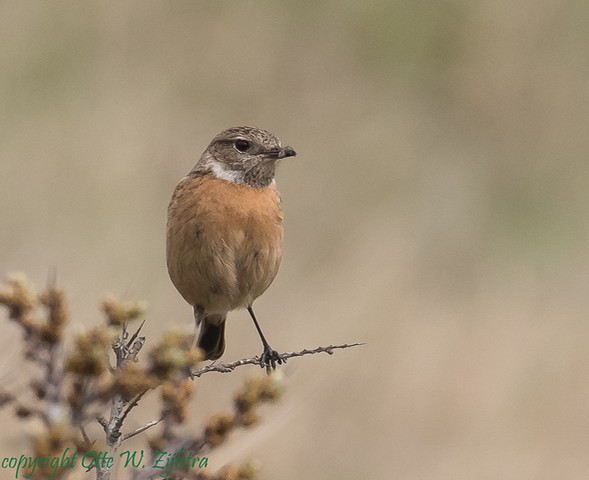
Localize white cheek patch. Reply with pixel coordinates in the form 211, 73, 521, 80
210, 162, 244, 184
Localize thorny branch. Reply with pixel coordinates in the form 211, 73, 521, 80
121, 415, 165, 442
0, 274, 363, 480
191, 343, 364, 377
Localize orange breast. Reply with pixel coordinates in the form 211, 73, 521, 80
166, 175, 283, 313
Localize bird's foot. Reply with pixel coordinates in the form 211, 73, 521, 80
259, 346, 286, 373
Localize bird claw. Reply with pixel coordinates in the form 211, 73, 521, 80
259, 346, 285, 373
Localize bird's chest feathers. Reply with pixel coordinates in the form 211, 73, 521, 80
181, 176, 284, 251
167, 175, 284, 310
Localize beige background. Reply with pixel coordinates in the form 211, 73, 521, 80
2, 1, 589, 479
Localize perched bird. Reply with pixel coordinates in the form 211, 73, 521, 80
166, 126, 296, 370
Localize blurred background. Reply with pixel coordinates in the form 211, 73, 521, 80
2, 1, 589, 478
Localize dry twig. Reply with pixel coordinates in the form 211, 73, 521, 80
0, 274, 362, 480
191, 343, 364, 377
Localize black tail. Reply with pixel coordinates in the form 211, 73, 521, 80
195, 313, 226, 360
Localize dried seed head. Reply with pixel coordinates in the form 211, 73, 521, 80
148, 332, 202, 379
102, 295, 146, 327
234, 375, 283, 425
0, 273, 36, 324
161, 378, 194, 423
64, 327, 114, 376
114, 362, 154, 401
204, 412, 236, 447
217, 463, 257, 480
39, 286, 69, 341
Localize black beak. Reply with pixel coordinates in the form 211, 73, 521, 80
277, 145, 296, 159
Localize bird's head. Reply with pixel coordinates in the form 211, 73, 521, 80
197, 126, 296, 187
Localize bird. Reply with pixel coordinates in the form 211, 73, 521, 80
166, 126, 296, 370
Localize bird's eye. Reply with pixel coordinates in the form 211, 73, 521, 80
234, 139, 251, 152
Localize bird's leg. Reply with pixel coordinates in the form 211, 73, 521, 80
247, 305, 285, 372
